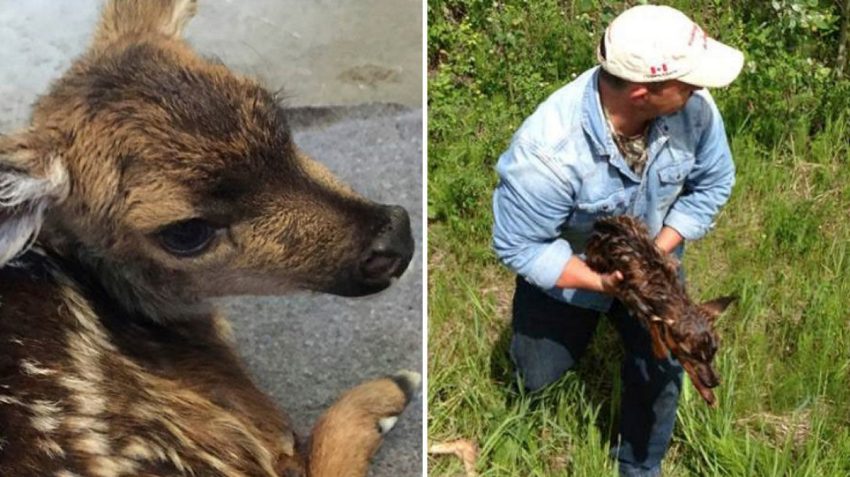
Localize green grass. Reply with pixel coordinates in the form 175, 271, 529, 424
428, 1, 850, 475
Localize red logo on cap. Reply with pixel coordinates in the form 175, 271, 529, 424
688, 24, 708, 49
650, 64, 669, 76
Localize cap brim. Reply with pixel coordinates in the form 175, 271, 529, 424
678, 38, 744, 88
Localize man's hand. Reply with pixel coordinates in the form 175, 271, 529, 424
598, 270, 624, 295
556, 256, 624, 295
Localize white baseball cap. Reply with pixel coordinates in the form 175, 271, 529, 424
598, 5, 744, 88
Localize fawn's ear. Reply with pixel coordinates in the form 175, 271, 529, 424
93, 0, 198, 50
701, 295, 737, 322
0, 132, 69, 265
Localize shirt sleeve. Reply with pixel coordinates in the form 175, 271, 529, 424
492, 139, 576, 289
664, 94, 736, 240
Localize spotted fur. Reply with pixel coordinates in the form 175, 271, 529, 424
585, 215, 734, 407
0, 1, 417, 475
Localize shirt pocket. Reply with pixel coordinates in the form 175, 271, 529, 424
656, 160, 693, 210
567, 189, 629, 231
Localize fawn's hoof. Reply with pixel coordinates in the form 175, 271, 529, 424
389, 369, 421, 405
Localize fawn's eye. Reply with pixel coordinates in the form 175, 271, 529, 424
157, 219, 218, 257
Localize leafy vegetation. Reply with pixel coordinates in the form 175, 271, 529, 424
428, 1, 850, 475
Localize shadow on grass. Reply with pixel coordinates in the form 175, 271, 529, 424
488, 315, 626, 447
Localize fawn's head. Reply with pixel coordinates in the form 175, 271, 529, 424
655, 296, 735, 405
0, 0, 413, 320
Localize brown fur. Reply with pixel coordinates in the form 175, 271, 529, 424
585, 216, 734, 407
0, 1, 418, 475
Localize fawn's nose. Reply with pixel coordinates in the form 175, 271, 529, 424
698, 365, 721, 388
358, 205, 414, 284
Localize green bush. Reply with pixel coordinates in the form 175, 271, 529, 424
429, 1, 850, 476
428, 0, 850, 258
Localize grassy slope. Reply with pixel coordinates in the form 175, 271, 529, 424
428, 1, 850, 475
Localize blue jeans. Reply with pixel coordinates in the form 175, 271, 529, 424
509, 276, 683, 477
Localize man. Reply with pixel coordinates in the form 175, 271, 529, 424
491, 5, 744, 476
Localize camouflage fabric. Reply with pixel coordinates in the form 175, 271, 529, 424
603, 107, 649, 176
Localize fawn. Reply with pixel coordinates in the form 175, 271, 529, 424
0, 1, 418, 475
586, 215, 734, 406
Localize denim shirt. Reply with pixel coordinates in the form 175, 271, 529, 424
492, 67, 735, 312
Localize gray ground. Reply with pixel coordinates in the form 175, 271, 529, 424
0, 0, 421, 113
0, 1, 423, 476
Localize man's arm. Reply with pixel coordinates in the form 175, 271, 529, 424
654, 226, 684, 254
492, 140, 620, 293
556, 256, 623, 293
663, 92, 735, 241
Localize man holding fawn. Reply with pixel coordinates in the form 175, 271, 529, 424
492, 6, 744, 476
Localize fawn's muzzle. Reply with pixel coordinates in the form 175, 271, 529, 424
359, 205, 413, 280
327, 205, 413, 297
682, 360, 720, 407
695, 363, 720, 389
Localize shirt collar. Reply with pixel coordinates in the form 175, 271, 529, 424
581, 67, 671, 157
580, 67, 617, 157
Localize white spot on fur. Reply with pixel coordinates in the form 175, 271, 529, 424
37, 437, 66, 458
60, 375, 107, 416
56, 471, 82, 477
29, 399, 64, 435
20, 358, 56, 376
58, 287, 112, 417
73, 433, 110, 456
66, 416, 108, 433
120, 437, 155, 460
59, 286, 114, 344
30, 399, 63, 415
378, 416, 399, 434
0, 394, 24, 405
90, 455, 138, 477
32, 415, 61, 433
55, 286, 132, 477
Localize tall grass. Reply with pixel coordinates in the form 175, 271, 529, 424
428, 1, 850, 475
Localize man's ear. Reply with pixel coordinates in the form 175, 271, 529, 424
628, 84, 651, 103
0, 132, 69, 265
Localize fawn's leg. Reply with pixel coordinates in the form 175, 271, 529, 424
648, 322, 669, 360
308, 370, 420, 477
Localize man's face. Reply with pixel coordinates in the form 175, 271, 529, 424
641, 80, 702, 117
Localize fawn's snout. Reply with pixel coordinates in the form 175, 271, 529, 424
696, 364, 720, 388
358, 205, 413, 284
325, 205, 413, 297
697, 366, 720, 388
